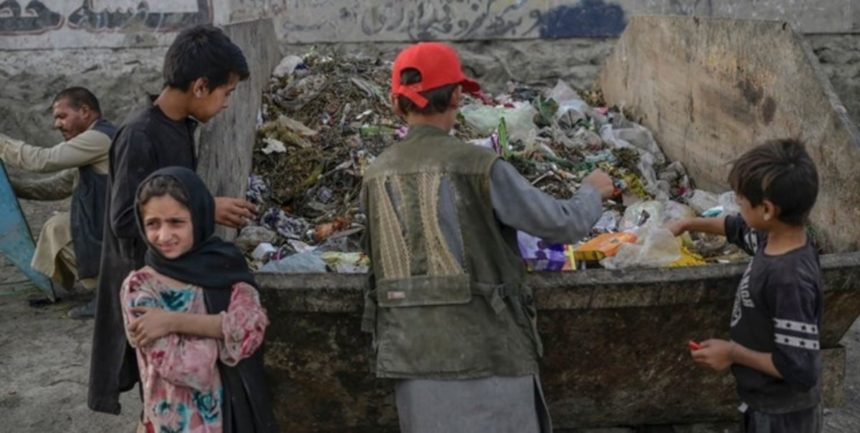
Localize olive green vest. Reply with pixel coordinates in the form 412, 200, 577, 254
361, 125, 541, 379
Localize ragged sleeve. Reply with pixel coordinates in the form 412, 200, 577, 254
219, 282, 270, 366
0, 129, 110, 173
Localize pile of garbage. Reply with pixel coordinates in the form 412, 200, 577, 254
241, 50, 745, 273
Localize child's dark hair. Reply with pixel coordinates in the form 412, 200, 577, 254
53, 87, 101, 115
397, 68, 458, 115
728, 138, 819, 225
162, 25, 250, 91
137, 175, 190, 211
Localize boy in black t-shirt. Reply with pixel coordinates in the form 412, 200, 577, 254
668, 139, 822, 433
88, 25, 258, 415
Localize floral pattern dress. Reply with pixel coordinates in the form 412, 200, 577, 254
121, 270, 269, 433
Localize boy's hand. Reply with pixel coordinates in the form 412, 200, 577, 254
583, 169, 615, 199
214, 197, 257, 228
128, 307, 175, 347
665, 219, 689, 237
691, 338, 735, 371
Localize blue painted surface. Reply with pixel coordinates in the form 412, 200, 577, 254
0, 161, 55, 300
540, 0, 627, 38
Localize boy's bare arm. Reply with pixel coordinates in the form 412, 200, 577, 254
667, 216, 727, 236
692, 339, 782, 379
730, 342, 783, 378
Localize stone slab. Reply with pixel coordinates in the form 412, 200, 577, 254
599, 16, 860, 253
197, 18, 280, 240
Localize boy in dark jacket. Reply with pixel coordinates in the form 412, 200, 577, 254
670, 139, 823, 433
89, 24, 257, 415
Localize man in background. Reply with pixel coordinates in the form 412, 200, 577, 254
0, 87, 116, 319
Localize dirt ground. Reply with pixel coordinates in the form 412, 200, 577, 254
1, 200, 859, 433
0, 199, 140, 432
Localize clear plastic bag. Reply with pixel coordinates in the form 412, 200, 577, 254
687, 189, 720, 215
619, 200, 664, 231
719, 191, 741, 215
461, 102, 538, 143
601, 224, 682, 269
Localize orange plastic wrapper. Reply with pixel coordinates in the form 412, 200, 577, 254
574, 232, 638, 262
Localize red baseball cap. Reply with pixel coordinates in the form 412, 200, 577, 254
391, 42, 480, 109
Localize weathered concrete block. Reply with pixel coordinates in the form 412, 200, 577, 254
198, 18, 280, 240
257, 252, 860, 431
599, 16, 860, 253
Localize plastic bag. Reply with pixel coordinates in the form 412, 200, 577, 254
259, 250, 327, 273
517, 231, 575, 272
261, 208, 311, 240
636, 151, 664, 200
601, 225, 681, 269
571, 128, 603, 148
547, 80, 581, 106
320, 252, 370, 274
619, 200, 664, 231
600, 123, 665, 164
615, 124, 665, 164
620, 200, 695, 232
235, 225, 277, 252
261, 137, 287, 154
657, 161, 692, 198
719, 191, 741, 215
461, 102, 538, 143
593, 210, 621, 234
272, 55, 304, 78
663, 200, 697, 222
547, 80, 589, 126
687, 190, 720, 215
246, 175, 268, 205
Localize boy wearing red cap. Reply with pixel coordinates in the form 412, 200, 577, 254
360, 42, 614, 432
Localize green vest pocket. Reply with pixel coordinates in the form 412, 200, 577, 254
377, 274, 472, 307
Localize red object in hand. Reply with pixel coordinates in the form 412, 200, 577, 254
688, 340, 702, 351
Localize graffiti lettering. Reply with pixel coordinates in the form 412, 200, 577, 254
355, 0, 538, 40
0, 0, 211, 35
68, 0, 211, 32
286, 0, 633, 43
0, 1, 63, 34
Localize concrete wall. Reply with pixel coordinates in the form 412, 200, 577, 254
282, 0, 859, 43
0, 0, 216, 50
0, 0, 284, 50
1, 35, 859, 150
1, 0, 857, 50
0, 1, 858, 149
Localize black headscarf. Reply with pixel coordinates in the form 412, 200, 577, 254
135, 166, 255, 291
135, 167, 279, 433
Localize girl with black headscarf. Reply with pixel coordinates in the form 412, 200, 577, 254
120, 167, 278, 433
